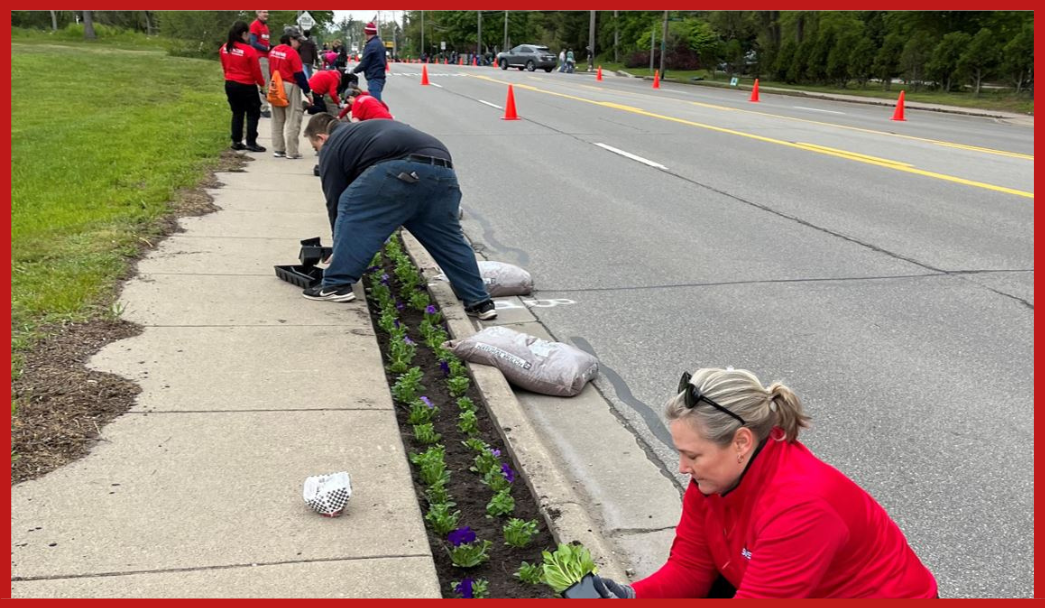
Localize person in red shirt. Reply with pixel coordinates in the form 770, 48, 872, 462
219, 21, 266, 153
249, 10, 271, 117
337, 87, 394, 122
590, 367, 938, 599
267, 26, 314, 159
306, 69, 356, 115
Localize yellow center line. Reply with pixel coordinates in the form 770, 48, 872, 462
468, 74, 1033, 199
794, 143, 912, 167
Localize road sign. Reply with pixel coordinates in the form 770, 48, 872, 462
730, 76, 739, 87
296, 11, 315, 31
440, 41, 446, 50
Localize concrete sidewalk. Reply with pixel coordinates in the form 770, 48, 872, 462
10, 120, 440, 598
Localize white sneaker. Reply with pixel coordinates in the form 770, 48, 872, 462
273, 151, 286, 158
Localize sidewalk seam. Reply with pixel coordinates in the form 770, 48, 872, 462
12, 554, 433, 582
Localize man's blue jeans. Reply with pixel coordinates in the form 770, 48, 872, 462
322, 159, 490, 307
366, 77, 386, 101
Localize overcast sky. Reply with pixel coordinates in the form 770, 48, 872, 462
331, 10, 404, 26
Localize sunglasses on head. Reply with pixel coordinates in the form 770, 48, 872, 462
678, 371, 746, 426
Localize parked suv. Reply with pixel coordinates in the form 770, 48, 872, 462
496, 45, 557, 72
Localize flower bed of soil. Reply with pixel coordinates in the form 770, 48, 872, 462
361, 234, 556, 599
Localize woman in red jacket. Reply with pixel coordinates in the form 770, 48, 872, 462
336, 86, 394, 122
219, 21, 266, 153
591, 367, 938, 599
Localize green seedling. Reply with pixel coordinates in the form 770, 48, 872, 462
448, 376, 470, 397
515, 561, 544, 585
457, 410, 479, 436
425, 501, 460, 536
413, 422, 441, 445
503, 518, 540, 548
391, 367, 425, 404
486, 488, 515, 518
541, 543, 599, 594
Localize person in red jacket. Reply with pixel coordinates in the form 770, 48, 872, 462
267, 26, 314, 159
590, 367, 938, 599
307, 69, 357, 115
249, 10, 271, 117
219, 21, 266, 153
337, 86, 394, 122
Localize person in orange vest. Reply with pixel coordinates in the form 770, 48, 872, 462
337, 86, 394, 122
267, 26, 314, 159
219, 21, 266, 153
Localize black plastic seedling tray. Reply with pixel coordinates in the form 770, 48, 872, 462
298, 237, 333, 266
274, 264, 323, 288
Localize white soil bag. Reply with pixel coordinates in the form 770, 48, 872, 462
445, 326, 598, 397
303, 471, 352, 517
435, 261, 533, 297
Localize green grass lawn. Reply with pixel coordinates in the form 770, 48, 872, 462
602, 62, 1034, 115
11, 34, 231, 380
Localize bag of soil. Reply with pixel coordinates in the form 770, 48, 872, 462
435, 261, 533, 297
445, 326, 598, 397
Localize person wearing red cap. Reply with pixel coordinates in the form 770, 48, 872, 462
337, 86, 393, 122
352, 22, 388, 102
219, 20, 266, 153
586, 367, 938, 599
248, 10, 272, 117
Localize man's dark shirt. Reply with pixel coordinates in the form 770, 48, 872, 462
318, 120, 451, 229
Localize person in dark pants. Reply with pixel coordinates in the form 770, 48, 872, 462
298, 29, 318, 78
219, 21, 266, 153
352, 22, 387, 102
301, 114, 496, 320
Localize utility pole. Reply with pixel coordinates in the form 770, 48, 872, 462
503, 11, 509, 52
659, 10, 668, 77
477, 11, 482, 62
587, 10, 596, 72
614, 10, 619, 64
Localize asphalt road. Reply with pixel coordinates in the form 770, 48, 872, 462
373, 63, 1034, 598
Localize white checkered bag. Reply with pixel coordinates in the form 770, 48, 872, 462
303, 471, 352, 517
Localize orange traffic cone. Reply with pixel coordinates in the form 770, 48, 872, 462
503, 85, 520, 120
596, 65, 603, 81
420, 64, 430, 86
459, 57, 464, 66
749, 78, 760, 102
891, 90, 907, 121
652, 69, 660, 89
473, 56, 478, 66
386, 61, 391, 72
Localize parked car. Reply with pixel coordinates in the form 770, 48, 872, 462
496, 44, 557, 72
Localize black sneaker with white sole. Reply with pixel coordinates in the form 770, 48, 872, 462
302, 284, 356, 302
464, 299, 497, 320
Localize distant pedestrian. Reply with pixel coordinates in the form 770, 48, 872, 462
219, 21, 266, 153
249, 10, 272, 117
566, 48, 575, 73
353, 22, 387, 101
268, 26, 314, 159
558, 49, 566, 72
298, 29, 318, 78
301, 115, 496, 321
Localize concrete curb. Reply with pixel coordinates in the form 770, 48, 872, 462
619, 71, 1032, 121
401, 231, 629, 583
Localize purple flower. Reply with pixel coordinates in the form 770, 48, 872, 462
425, 304, 438, 315
491, 449, 501, 458
501, 463, 515, 483
380, 273, 390, 285
421, 396, 434, 408
448, 527, 476, 547
403, 336, 414, 345
454, 578, 474, 599
439, 360, 451, 377
367, 265, 381, 274
395, 300, 405, 311
393, 320, 400, 329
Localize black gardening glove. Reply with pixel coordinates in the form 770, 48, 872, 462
592, 575, 636, 599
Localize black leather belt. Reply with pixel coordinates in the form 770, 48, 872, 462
403, 154, 453, 169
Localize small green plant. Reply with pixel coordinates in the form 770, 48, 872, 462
425, 501, 461, 536
370, 281, 393, 308
481, 467, 511, 493
447, 357, 468, 378
407, 396, 439, 425
457, 410, 480, 436
486, 488, 515, 518
541, 543, 599, 594
420, 319, 449, 350
503, 518, 540, 548
391, 367, 425, 403
409, 289, 431, 311
451, 577, 489, 598
457, 396, 477, 413
462, 437, 489, 453
447, 527, 492, 568
515, 561, 544, 585
424, 304, 444, 325
471, 448, 500, 476
410, 445, 449, 486
425, 478, 451, 504
394, 263, 422, 291
448, 375, 470, 397
377, 308, 399, 335
386, 336, 417, 373
413, 422, 441, 445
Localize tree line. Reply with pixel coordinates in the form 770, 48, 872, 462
13, 11, 1032, 95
